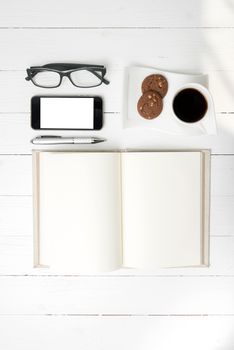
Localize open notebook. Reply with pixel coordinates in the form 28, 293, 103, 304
33, 150, 210, 273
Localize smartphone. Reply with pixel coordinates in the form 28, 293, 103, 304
31, 96, 103, 130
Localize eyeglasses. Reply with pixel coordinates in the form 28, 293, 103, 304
25, 63, 110, 88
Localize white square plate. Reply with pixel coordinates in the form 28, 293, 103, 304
125, 66, 217, 135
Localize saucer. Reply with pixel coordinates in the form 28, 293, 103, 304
125, 66, 217, 135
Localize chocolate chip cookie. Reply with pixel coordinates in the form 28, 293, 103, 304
141, 74, 168, 98
137, 91, 163, 119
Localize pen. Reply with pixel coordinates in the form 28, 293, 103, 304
31, 136, 106, 145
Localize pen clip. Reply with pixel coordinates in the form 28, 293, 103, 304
39, 135, 62, 138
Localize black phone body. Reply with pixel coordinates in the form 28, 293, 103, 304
31, 96, 103, 130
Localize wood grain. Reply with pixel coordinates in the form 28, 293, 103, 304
0, 70, 234, 113
0, 235, 234, 276
0, 29, 233, 71
0, 315, 233, 350
2, 113, 234, 154
0, 156, 31, 195
0, 275, 233, 314
0, 0, 233, 347
0, 0, 233, 28
0, 155, 234, 276
0, 154, 233, 194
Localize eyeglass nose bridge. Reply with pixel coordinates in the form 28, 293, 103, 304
59, 71, 73, 85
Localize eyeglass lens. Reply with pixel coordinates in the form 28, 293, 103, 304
32, 71, 61, 88
70, 70, 102, 87
31, 69, 102, 88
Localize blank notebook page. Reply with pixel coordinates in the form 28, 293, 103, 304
36, 152, 122, 273
121, 152, 202, 268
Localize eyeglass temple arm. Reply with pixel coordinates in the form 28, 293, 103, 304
89, 70, 110, 85
25, 69, 37, 80
25, 68, 39, 80
42, 63, 105, 70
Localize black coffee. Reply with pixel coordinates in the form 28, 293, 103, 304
173, 88, 208, 123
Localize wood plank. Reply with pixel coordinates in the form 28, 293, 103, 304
0, 0, 233, 28
0, 156, 233, 275
1, 1, 233, 347
0, 234, 234, 276
0, 70, 234, 114
0, 156, 31, 195
0, 154, 233, 195
0, 29, 233, 72
211, 155, 234, 196
0, 114, 31, 154
0, 276, 233, 314
0, 193, 234, 275
211, 196, 234, 236
0, 315, 233, 350
0, 112, 122, 155
2, 113, 234, 154
1, 191, 233, 240
0, 197, 32, 236
0, 70, 121, 113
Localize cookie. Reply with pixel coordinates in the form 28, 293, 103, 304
137, 91, 163, 119
141, 74, 168, 97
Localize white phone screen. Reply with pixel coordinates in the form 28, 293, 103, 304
40, 97, 94, 129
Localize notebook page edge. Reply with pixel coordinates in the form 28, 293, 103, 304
32, 151, 41, 267
201, 150, 211, 266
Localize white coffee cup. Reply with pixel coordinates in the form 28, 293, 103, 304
172, 83, 212, 125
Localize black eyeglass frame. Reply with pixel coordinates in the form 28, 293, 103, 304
25, 63, 110, 88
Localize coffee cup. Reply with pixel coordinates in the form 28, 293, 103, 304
172, 83, 210, 124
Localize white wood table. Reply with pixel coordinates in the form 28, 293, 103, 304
0, 1, 234, 349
